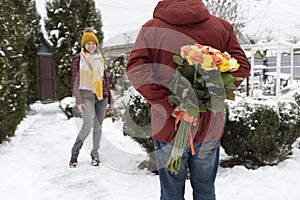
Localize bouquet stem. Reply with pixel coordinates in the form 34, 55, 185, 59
165, 111, 195, 175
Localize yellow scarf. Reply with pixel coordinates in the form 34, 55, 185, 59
79, 50, 104, 100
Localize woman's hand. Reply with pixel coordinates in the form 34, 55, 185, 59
108, 102, 114, 109
171, 106, 180, 118
77, 104, 85, 113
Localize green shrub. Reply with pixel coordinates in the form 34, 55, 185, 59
0, 1, 30, 144
222, 99, 300, 169
294, 93, 300, 106
123, 95, 157, 173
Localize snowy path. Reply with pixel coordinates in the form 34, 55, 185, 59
0, 102, 300, 200
0, 102, 157, 200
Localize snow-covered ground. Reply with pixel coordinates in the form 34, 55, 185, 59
0, 102, 300, 200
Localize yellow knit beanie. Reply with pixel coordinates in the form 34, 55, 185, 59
81, 28, 99, 47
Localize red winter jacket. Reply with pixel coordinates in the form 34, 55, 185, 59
126, 0, 251, 142
72, 53, 113, 105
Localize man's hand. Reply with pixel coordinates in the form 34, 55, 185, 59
171, 106, 180, 118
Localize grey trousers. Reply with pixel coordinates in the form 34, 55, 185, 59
71, 96, 108, 159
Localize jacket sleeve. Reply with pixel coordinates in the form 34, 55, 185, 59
72, 53, 80, 85
72, 53, 83, 105
126, 31, 175, 119
226, 25, 251, 87
103, 71, 113, 104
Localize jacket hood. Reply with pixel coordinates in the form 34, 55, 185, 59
153, 0, 211, 25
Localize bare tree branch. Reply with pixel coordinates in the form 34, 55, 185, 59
203, 0, 271, 29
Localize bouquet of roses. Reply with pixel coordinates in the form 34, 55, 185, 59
165, 43, 243, 174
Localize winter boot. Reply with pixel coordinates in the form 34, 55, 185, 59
91, 155, 100, 166
69, 157, 78, 168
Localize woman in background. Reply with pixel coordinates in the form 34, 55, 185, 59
69, 27, 113, 168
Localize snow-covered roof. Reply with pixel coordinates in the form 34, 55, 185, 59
242, 42, 300, 50
253, 65, 268, 69
103, 29, 139, 48
265, 72, 290, 80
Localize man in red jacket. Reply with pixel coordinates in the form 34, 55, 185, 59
126, 0, 251, 199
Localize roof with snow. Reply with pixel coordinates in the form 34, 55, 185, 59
103, 29, 139, 49
38, 37, 52, 54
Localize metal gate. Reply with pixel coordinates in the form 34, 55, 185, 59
37, 54, 56, 101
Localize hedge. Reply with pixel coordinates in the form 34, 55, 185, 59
221, 96, 300, 169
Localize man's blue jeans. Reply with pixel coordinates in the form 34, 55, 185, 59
154, 140, 220, 200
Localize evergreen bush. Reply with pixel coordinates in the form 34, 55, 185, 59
294, 92, 300, 106
0, 0, 32, 143
105, 53, 157, 171
14, 0, 42, 105
105, 56, 156, 171
123, 95, 157, 173
222, 99, 300, 169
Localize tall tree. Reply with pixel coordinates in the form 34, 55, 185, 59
13, 0, 42, 104
45, 0, 104, 99
0, 0, 29, 143
203, 0, 270, 29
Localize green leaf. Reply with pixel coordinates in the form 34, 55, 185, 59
174, 77, 180, 93
183, 65, 196, 82
225, 89, 235, 100
173, 55, 184, 65
205, 77, 224, 88
221, 72, 244, 86
205, 82, 217, 88
186, 98, 199, 109
233, 77, 244, 82
169, 79, 176, 91
221, 72, 235, 85
168, 95, 180, 106
198, 100, 207, 112
210, 98, 224, 112
225, 82, 237, 90
187, 106, 199, 116
178, 76, 192, 88
194, 88, 210, 99
176, 66, 184, 74
208, 87, 226, 98
182, 88, 189, 99
195, 77, 206, 89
